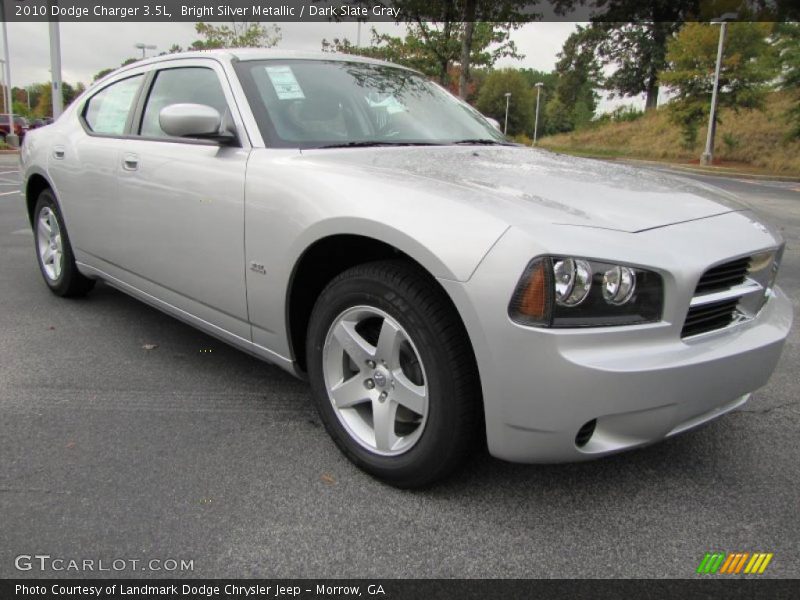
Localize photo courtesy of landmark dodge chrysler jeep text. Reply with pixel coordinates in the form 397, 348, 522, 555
20, 50, 792, 487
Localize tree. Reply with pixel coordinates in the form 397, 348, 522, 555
593, 21, 678, 110
93, 68, 115, 82
545, 25, 603, 133
475, 69, 535, 136
552, 1, 699, 111
322, 1, 522, 90
189, 21, 281, 50
659, 22, 778, 146
774, 22, 800, 138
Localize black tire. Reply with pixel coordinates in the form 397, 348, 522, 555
306, 260, 482, 488
33, 188, 95, 297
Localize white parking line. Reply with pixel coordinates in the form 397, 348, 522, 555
0, 190, 20, 196
11, 229, 32, 236
0, 170, 19, 175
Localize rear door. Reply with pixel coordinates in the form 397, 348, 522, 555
47, 72, 146, 262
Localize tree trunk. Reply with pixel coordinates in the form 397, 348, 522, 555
458, 1, 477, 99
645, 78, 659, 111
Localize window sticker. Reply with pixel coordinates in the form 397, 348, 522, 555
265, 66, 305, 100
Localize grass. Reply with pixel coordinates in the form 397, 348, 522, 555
538, 91, 800, 176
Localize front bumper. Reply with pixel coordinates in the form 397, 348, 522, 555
440, 213, 793, 463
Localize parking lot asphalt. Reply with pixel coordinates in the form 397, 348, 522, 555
1, 153, 798, 579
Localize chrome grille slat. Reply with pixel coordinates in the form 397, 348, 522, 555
682, 257, 754, 338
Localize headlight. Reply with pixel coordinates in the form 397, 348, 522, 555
509, 256, 664, 328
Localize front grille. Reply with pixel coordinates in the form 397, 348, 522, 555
682, 256, 753, 338
694, 257, 750, 295
682, 298, 739, 338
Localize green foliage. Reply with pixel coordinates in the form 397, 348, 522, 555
669, 100, 706, 149
93, 68, 115, 82
322, 21, 521, 86
722, 132, 740, 151
775, 23, 800, 88
189, 22, 281, 50
592, 105, 645, 127
774, 23, 800, 139
593, 21, 680, 110
544, 25, 602, 133
661, 22, 778, 147
12, 101, 29, 118
475, 69, 535, 136
661, 22, 777, 108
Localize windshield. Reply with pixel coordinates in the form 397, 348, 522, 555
235, 59, 507, 149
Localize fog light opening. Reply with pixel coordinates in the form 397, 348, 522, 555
575, 419, 597, 448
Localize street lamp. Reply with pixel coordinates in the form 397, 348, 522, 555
135, 43, 157, 59
533, 82, 544, 145
48, 1, 64, 119
503, 92, 511, 135
701, 12, 738, 166
0, 7, 16, 147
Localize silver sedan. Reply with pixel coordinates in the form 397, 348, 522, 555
20, 50, 792, 487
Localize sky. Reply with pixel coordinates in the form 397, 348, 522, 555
2, 20, 637, 112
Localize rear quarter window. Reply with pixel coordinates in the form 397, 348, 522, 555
83, 75, 144, 135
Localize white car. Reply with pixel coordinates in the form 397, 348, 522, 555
20, 50, 792, 487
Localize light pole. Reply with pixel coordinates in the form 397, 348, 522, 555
503, 92, 511, 135
701, 13, 738, 166
0, 4, 16, 146
533, 82, 544, 145
48, 1, 63, 119
135, 43, 157, 59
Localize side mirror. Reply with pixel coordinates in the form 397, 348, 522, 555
159, 104, 236, 144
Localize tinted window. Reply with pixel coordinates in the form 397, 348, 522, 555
84, 75, 143, 135
140, 68, 229, 138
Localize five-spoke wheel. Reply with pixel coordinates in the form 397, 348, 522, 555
307, 260, 481, 488
324, 306, 428, 456
33, 189, 95, 297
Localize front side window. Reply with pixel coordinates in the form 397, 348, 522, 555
235, 60, 505, 148
83, 75, 143, 135
139, 67, 229, 138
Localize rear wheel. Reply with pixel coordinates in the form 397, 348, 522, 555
33, 189, 95, 297
306, 260, 481, 488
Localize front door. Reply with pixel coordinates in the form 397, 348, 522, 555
114, 61, 250, 340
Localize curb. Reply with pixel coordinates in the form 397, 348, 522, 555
604, 157, 800, 183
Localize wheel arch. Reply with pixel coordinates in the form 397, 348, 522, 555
285, 233, 480, 380
25, 171, 55, 227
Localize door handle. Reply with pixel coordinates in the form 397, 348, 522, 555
122, 154, 139, 171
53, 146, 65, 160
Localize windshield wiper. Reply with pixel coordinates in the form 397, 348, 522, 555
451, 139, 514, 146
314, 141, 443, 149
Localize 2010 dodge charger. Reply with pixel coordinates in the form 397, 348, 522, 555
20, 50, 792, 487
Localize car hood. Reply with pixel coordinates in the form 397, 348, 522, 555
303, 145, 746, 233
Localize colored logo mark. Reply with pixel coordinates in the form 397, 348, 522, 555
696, 552, 773, 574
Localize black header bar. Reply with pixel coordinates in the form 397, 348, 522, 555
2, 0, 798, 23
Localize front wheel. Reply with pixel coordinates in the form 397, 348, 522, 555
33, 189, 95, 297
306, 260, 481, 488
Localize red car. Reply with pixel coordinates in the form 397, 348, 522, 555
0, 114, 29, 142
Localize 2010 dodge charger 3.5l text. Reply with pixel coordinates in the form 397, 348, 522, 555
20, 50, 792, 487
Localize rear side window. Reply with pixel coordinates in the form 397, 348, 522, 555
139, 68, 229, 138
83, 75, 143, 135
